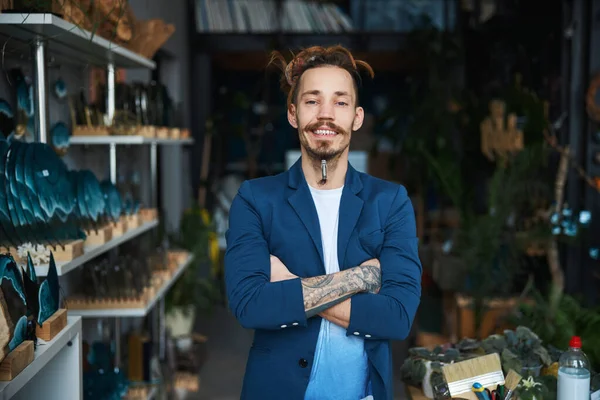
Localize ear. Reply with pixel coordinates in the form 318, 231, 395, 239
352, 107, 365, 131
288, 104, 298, 129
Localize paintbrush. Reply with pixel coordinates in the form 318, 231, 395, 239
442, 353, 505, 400
503, 369, 522, 400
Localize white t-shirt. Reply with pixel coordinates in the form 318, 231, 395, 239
304, 185, 372, 400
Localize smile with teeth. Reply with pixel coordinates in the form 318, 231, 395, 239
312, 129, 337, 136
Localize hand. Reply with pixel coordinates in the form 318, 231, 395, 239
270, 255, 297, 282
359, 258, 381, 294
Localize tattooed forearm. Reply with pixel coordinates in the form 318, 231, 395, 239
301, 264, 381, 318
302, 275, 334, 288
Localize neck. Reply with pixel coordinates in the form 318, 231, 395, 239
301, 151, 348, 190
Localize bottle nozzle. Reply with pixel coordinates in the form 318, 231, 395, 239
569, 336, 582, 348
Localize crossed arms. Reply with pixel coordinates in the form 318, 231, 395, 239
224, 181, 422, 340
269, 254, 381, 328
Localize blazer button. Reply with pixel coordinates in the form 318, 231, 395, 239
298, 358, 308, 368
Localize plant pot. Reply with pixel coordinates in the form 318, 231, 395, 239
174, 334, 208, 375
449, 294, 526, 340
521, 364, 543, 378
166, 306, 196, 338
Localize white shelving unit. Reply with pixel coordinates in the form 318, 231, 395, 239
69, 136, 194, 145
0, 11, 193, 400
35, 219, 159, 277
0, 316, 83, 400
0, 13, 156, 68
69, 255, 194, 318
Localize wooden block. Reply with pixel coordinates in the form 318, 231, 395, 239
0, 246, 17, 255
156, 127, 169, 139
169, 128, 180, 139
65, 291, 149, 310
0, 247, 21, 264
84, 224, 113, 246
168, 250, 190, 269
140, 208, 158, 222
154, 270, 170, 282
72, 125, 110, 136
0, 340, 34, 381
124, 385, 150, 399
148, 126, 157, 138
47, 239, 84, 262
112, 217, 128, 236
125, 214, 140, 229
174, 372, 199, 392
135, 125, 156, 138
36, 308, 68, 341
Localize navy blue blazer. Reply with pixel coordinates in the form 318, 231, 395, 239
224, 158, 422, 400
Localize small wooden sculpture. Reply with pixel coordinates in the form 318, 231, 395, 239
53, 0, 93, 31
124, 19, 175, 59
480, 100, 524, 163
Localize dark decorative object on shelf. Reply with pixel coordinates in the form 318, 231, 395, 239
0, 136, 142, 251
22, 252, 60, 326
0, 253, 37, 355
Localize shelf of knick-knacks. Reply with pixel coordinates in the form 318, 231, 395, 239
0, 316, 82, 399
66, 254, 193, 318
20, 219, 159, 277
0, 13, 156, 69
123, 384, 158, 400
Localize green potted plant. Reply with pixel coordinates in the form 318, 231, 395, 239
165, 205, 222, 337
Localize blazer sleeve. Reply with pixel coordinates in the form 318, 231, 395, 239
224, 181, 308, 330
346, 185, 422, 341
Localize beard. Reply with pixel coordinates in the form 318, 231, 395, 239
299, 120, 350, 164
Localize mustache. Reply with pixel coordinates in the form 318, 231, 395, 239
305, 121, 347, 136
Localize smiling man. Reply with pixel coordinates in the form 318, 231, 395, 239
224, 45, 422, 400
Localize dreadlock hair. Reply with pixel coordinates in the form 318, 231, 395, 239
268, 45, 375, 108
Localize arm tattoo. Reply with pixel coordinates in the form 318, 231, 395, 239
301, 264, 381, 318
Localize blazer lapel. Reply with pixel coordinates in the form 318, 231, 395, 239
287, 159, 325, 269
337, 164, 364, 270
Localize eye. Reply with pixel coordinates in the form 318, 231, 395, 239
305, 100, 317, 105
337, 101, 348, 106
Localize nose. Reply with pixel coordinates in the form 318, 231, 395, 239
317, 102, 334, 120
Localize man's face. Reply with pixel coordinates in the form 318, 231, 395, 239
288, 66, 364, 162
